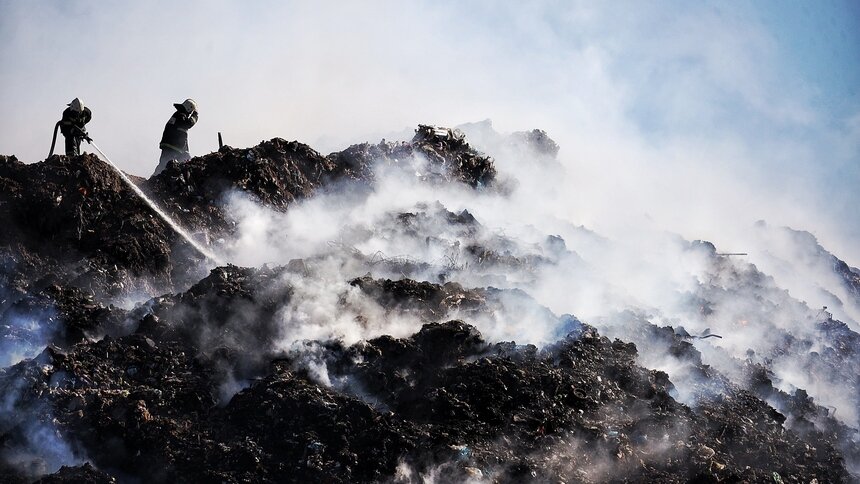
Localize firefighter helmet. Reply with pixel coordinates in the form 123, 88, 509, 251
181, 98, 198, 114
68, 98, 85, 113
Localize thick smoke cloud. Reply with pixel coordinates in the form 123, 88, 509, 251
212, 123, 858, 436
1, 0, 859, 479
0, 1, 858, 261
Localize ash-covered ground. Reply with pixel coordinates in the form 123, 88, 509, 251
1, 124, 859, 483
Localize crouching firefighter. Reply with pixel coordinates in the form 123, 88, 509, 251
153, 98, 198, 176
50, 98, 92, 157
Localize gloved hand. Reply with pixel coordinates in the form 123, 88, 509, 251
75, 126, 91, 142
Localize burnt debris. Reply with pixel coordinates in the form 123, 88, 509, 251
1, 126, 859, 482
0, 264, 855, 482
0, 126, 496, 300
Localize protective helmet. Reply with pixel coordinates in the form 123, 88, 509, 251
68, 98, 85, 113
181, 98, 198, 114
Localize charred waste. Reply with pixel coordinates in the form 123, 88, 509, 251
1, 124, 859, 483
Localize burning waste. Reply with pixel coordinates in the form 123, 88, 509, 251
0, 124, 859, 482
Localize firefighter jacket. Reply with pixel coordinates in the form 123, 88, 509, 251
60, 107, 92, 138
159, 109, 198, 153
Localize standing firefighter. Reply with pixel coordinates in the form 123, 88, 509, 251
153, 98, 198, 176
56, 98, 92, 156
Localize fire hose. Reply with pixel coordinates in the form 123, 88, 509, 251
48, 121, 61, 157
82, 137, 222, 264
49, 123, 92, 157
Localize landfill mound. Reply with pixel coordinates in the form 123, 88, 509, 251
0, 126, 495, 300
145, 125, 495, 232
0, 266, 852, 483
2, 124, 860, 482
0, 284, 128, 367
0, 154, 182, 299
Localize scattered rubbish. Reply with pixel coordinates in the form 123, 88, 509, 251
88, 139, 220, 263
674, 325, 723, 340
1, 126, 858, 483
453, 445, 472, 460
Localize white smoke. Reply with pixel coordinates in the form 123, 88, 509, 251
2, 1, 859, 477
0, 359, 88, 477
0, 2, 857, 262
210, 120, 860, 442
0, 303, 58, 368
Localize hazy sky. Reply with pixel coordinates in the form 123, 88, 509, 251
1, 0, 858, 261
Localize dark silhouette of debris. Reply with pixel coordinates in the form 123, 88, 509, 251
0, 127, 857, 482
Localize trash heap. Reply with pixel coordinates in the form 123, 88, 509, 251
594, 240, 860, 478
0, 266, 852, 482
146, 125, 496, 231
1, 125, 859, 483
508, 129, 560, 158
410, 125, 496, 187
31, 464, 116, 484
144, 139, 333, 231
0, 284, 127, 367
321, 200, 558, 287
0, 126, 497, 300
0, 154, 181, 299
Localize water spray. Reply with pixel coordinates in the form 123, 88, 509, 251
86, 140, 223, 264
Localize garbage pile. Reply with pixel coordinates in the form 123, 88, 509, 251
1, 124, 859, 482
593, 241, 860, 479
508, 129, 560, 158
410, 125, 496, 187
349, 275, 490, 321
0, 154, 181, 298
144, 139, 332, 231
325, 200, 557, 287
0, 126, 497, 300
146, 126, 496, 231
0, 284, 127, 367
0, 262, 853, 482
31, 463, 116, 484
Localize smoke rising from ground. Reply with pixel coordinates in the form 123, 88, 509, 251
1, 1, 859, 479
1, 1, 858, 261
211, 122, 859, 438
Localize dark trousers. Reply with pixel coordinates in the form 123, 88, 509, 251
152, 148, 191, 176
64, 135, 82, 156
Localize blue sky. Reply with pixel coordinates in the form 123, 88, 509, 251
0, 0, 858, 261
753, 0, 859, 116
